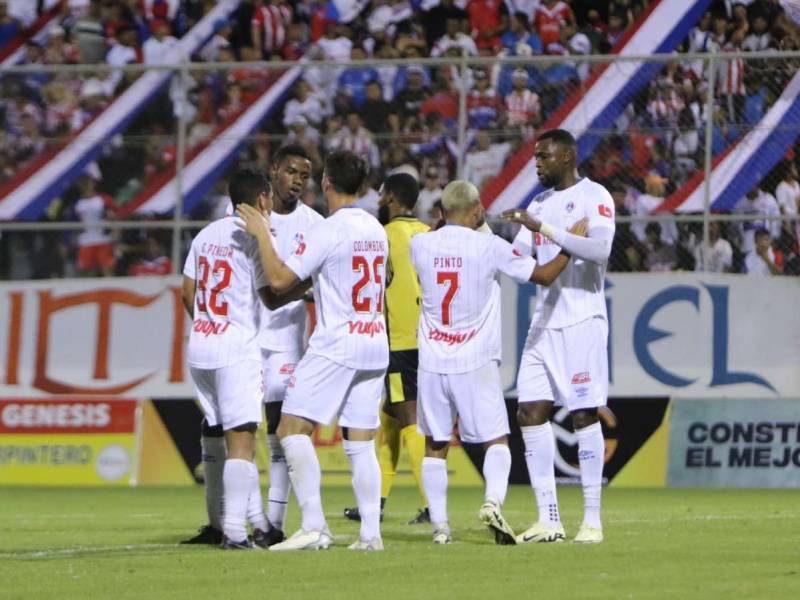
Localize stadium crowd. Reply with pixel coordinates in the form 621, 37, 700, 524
0, 0, 799, 278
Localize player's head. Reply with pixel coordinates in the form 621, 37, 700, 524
229, 168, 272, 214
378, 173, 419, 225
534, 129, 577, 188
441, 180, 484, 229
322, 150, 367, 200
270, 144, 312, 209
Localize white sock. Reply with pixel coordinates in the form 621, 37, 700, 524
222, 458, 253, 542
422, 457, 448, 526
343, 439, 381, 541
521, 423, 561, 525
280, 434, 326, 532
483, 444, 511, 506
246, 461, 268, 532
267, 433, 290, 531
576, 422, 604, 529
201, 435, 226, 531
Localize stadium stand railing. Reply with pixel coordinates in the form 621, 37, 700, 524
1, 51, 799, 279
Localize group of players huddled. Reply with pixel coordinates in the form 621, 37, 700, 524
180, 128, 615, 550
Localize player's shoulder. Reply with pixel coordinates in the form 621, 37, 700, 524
530, 188, 555, 207
297, 203, 324, 224
579, 177, 613, 200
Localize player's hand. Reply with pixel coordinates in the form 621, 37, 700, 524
568, 218, 589, 237
501, 209, 542, 232
235, 203, 271, 239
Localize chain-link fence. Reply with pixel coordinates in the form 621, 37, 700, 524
1, 52, 799, 279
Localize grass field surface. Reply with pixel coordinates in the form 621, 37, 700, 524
1, 485, 798, 599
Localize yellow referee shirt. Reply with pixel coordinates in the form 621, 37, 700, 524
385, 216, 430, 351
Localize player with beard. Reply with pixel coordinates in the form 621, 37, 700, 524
343, 173, 430, 525
181, 146, 320, 547
502, 129, 615, 544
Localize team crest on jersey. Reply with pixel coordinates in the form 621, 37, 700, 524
293, 233, 307, 256
565, 201, 574, 213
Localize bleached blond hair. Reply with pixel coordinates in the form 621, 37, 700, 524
441, 180, 480, 212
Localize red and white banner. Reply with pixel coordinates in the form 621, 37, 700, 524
0, 276, 191, 398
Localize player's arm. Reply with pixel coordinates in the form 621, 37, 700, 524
236, 204, 300, 293
503, 207, 614, 265
528, 219, 588, 285
181, 275, 195, 317
257, 278, 313, 310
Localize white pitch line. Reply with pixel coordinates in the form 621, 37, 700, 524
0, 543, 177, 560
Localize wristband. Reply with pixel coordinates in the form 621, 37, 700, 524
540, 222, 557, 239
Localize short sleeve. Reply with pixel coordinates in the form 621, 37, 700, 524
182, 242, 196, 278
284, 220, 336, 281
491, 235, 536, 284
588, 185, 616, 231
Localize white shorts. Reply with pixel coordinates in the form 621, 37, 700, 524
517, 316, 608, 411
261, 348, 301, 404
189, 359, 263, 430
283, 353, 385, 429
417, 361, 510, 444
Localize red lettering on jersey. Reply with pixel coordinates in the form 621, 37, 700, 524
347, 320, 385, 337
428, 327, 477, 346
192, 319, 231, 338
571, 371, 591, 384
598, 204, 612, 218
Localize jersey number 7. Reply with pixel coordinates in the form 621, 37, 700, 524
196, 257, 232, 316
352, 255, 385, 313
437, 271, 459, 326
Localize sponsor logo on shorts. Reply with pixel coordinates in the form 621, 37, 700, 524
428, 327, 476, 346
571, 371, 591, 384
575, 386, 589, 398
279, 363, 296, 375
192, 319, 230, 337
347, 320, 385, 337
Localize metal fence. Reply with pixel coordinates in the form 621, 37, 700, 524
1, 51, 799, 278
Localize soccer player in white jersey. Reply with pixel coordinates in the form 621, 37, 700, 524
502, 129, 616, 545
411, 180, 588, 545
182, 169, 275, 549
236, 150, 389, 552
254, 145, 323, 546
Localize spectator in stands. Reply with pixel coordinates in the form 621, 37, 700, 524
505, 69, 541, 134
127, 233, 172, 276
609, 183, 646, 271
463, 129, 511, 190
71, 0, 106, 64
199, 18, 233, 62
744, 228, 782, 276
673, 107, 700, 179
143, 19, 177, 64
421, 0, 468, 49
643, 222, 678, 272
743, 74, 767, 127
0, 1, 20, 47
360, 80, 399, 134
328, 111, 380, 169
283, 80, 327, 129
743, 12, 771, 51
431, 15, 478, 56
415, 165, 444, 225
692, 220, 733, 272
605, 10, 627, 48
283, 115, 323, 171
44, 26, 79, 65
72, 170, 116, 277
775, 159, 800, 239
251, 0, 293, 59
467, 0, 508, 54
466, 68, 503, 130
105, 24, 141, 95
630, 171, 678, 244
9, 110, 45, 166
42, 82, 78, 137
534, 0, 575, 48
338, 48, 379, 109
719, 29, 747, 123
394, 65, 430, 119
710, 103, 740, 156
735, 186, 781, 253
316, 22, 353, 62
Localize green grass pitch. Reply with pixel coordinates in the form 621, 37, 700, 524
1, 485, 798, 599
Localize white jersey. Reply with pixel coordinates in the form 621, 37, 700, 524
284, 206, 389, 370
411, 225, 535, 374
513, 177, 615, 330
183, 216, 268, 369
259, 203, 323, 352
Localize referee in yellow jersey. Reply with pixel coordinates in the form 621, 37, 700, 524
344, 173, 430, 524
